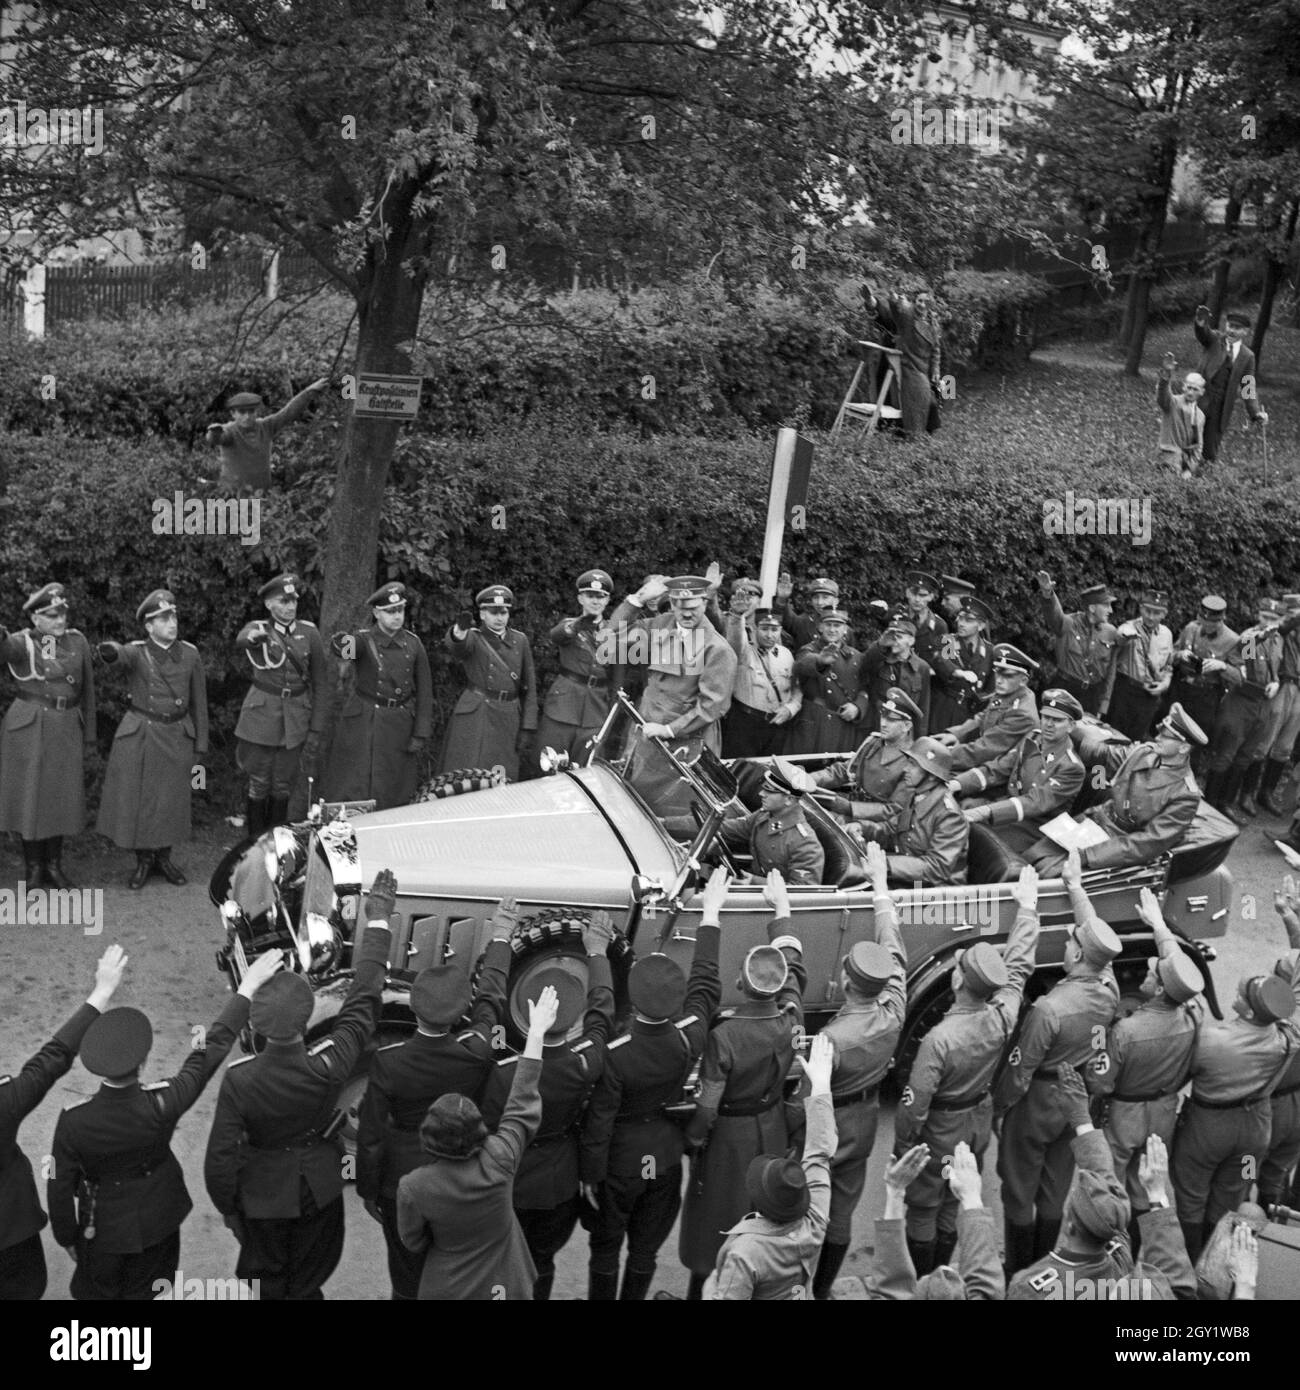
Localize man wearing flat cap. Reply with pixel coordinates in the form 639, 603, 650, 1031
680, 871, 807, 1299
327, 582, 432, 809
1025, 704, 1206, 875
996, 852, 1120, 1274
951, 687, 1085, 854
1034, 572, 1118, 717
896, 865, 1042, 1275
801, 841, 906, 1297
610, 573, 737, 815
234, 573, 328, 836
482, 912, 617, 1300
441, 584, 539, 781
722, 586, 802, 759
538, 570, 617, 763
929, 594, 995, 734
1169, 594, 1238, 776
1259, 594, 1300, 817
858, 611, 931, 737
935, 642, 1038, 772
1009, 1076, 1195, 1300
0, 946, 126, 1300
356, 896, 518, 1300
96, 589, 209, 889
0, 583, 96, 889
1087, 888, 1204, 1223
868, 736, 969, 886
1110, 589, 1174, 742
706, 1033, 837, 1299
805, 686, 920, 826
204, 870, 397, 1299
48, 948, 281, 1300
581, 867, 726, 1301
1171, 917, 1300, 1261
1194, 304, 1267, 464
204, 377, 329, 492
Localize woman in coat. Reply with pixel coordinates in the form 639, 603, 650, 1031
397, 985, 559, 1301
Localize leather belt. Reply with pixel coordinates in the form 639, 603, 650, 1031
472, 687, 518, 704
357, 688, 412, 709
253, 678, 307, 699
1281, 675, 1300, 686
832, 1084, 880, 1109
560, 672, 609, 690
130, 703, 187, 724
930, 1090, 990, 1112
16, 688, 78, 711
718, 1096, 781, 1118
1111, 1089, 1175, 1104
1189, 1094, 1265, 1111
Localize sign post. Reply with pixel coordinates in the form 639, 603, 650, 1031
758, 428, 813, 607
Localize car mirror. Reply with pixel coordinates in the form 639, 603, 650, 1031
631, 874, 666, 906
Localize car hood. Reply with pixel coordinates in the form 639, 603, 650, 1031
345, 764, 681, 903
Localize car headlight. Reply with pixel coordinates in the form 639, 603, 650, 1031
299, 910, 342, 976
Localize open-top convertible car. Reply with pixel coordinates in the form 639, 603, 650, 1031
212, 693, 1238, 1142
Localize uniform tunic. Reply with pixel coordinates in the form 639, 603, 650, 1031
721, 615, 800, 760
858, 642, 931, 735
883, 781, 969, 886
955, 731, 1085, 853
96, 638, 209, 848
787, 640, 868, 754
1079, 738, 1200, 871
233, 619, 328, 751
896, 904, 1038, 1239
929, 632, 994, 735
537, 615, 616, 763
327, 625, 432, 808
812, 734, 912, 818
666, 806, 825, 885
0, 627, 96, 838
1169, 620, 1239, 741
1209, 624, 1283, 770
439, 627, 538, 781
946, 685, 1038, 773
1039, 591, 1119, 715
908, 609, 948, 673
1110, 621, 1174, 742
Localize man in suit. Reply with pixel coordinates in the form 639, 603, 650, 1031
861, 281, 942, 439
1193, 305, 1268, 464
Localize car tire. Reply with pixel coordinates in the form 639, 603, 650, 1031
414, 767, 508, 800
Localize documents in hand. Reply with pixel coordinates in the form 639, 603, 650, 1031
1038, 813, 1111, 852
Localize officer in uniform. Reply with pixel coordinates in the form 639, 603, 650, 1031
680, 874, 807, 1299
804, 841, 907, 1298
0, 583, 96, 889
779, 575, 841, 652
1087, 888, 1203, 1228
1204, 597, 1283, 824
234, 573, 327, 836
482, 914, 617, 1300
929, 595, 995, 734
1025, 703, 1206, 875
1171, 961, 1300, 1261
1259, 593, 1300, 816
665, 761, 824, 885
610, 574, 737, 815
995, 858, 1120, 1274
896, 865, 1041, 1275
939, 574, 976, 622
805, 687, 921, 823
355, 898, 517, 1300
440, 585, 539, 781
537, 569, 616, 763
858, 613, 931, 735
1109, 589, 1174, 742
1168, 594, 1237, 775
48, 949, 281, 1300
788, 608, 867, 754
204, 871, 396, 1299
952, 688, 1085, 854
903, 569, 949, 671
1035, 573, 1119, 716
867, 736, 969, 886
936, 642, 1039, 773
95, 589, 209, 889
0, 945, 125, 1300
580, 866, 727, 1300
327, 583, 433, 809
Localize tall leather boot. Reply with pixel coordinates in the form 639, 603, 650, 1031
1220, 766, 1250, 825
267, 795, 291, 828
153, 848, 187, 886
1236, 760, 1265, 818
43, 838, 75, 890
619, 1265, 656, 1301
1179, 1219, 1206, 1264
1202, 767, 1228, 810
587, 1266, 619, 1302
1004, 1221, 1036, 1276
1032, 1214, 1061, 1260
811, 1239, 849, 1300
1260, 758, 1290, 816
128, 851, 154, 890
907, 1236, 938, 1276
20, 839, 46, 889
245, 798, 269, 839
933, 1229, 959, 1269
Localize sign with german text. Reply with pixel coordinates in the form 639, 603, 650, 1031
354, 373, 423, 419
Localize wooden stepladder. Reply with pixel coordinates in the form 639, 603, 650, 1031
831, 340, 902, 444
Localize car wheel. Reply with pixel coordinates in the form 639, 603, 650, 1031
414, 767, 508, 800
1113, 958, 1151, 1021
472, 909, 634, 1048
887, 978, 954, 1096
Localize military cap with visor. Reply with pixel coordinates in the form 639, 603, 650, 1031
368, 583, 408, 610
476, 585, 514, 608
136, 589, 177, 624
24, 582, 69, 616
80, 1007, 153, 1076
258, 573, 301, 603
410, 965, 472, 1028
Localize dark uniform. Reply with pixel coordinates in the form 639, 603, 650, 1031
537, 570, 617, 764
204, 923, 391, 1299
1260, 957, 1300, 1209
872, 739, 969, 886
812, 732, 912, 816
328, 584, 433, 809
955, 728, 1085, 854
788, 630, 868, 754
1109, 595, 1174, 742
945, 674, 1039, 773
234, 574, 328, 832
780, 577, 840, 652
49, 995, 248, 1300
859, 641, 932, 735
1205, 611, 1283, 816
1168, 600, 1238, 769
482, 954, 616, 1300
0, 583, 96, 888
0, 1002, 100, 1299
995, 915, 1119, 1272
679, 926, 807, 1286
908, 610, 948, 673
582, 928, 722, 1301
96, 590, 209, 885
665, 804, 824, 885
929, 627, 995, 735
1039, 584, 1119, 716
896, 908, 1038, 1267
354, 938, 512, 1300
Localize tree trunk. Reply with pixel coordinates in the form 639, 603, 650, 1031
1208, 194, 1242, 322
1251, 198, 1298, 372
1122, 134, 1178, 376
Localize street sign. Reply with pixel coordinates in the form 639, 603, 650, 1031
353, 373, 423, 419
